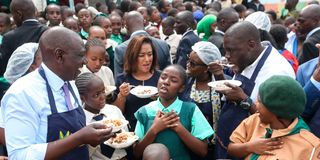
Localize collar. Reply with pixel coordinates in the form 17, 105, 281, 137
41, 63, 65, 92
259, 117, 299, 138
156, 97, 182, 114
23, 19, 38, 23
182, 29, 194, 37
130, 30, 148, 38
241, 42, 268, 73
306, 27, 320, 39
215, 29, 225, 35
82, 65, 93, 73
80, 28, 89, 39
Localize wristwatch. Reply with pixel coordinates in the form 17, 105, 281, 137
240, 96, 253, 110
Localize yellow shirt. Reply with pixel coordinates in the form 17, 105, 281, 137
230, 113, 320, 160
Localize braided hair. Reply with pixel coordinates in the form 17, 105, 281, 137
75, 72, 96, 95
85, 37, 105, 52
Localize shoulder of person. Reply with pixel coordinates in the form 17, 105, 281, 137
300, 129, 320, 147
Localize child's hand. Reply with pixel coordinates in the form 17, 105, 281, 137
169, 111, 183, 132
247, 137, 283, 155
151, 111, 179, 134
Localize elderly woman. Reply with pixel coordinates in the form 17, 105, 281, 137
112, 35, 160, 130
196, 14, 217, 41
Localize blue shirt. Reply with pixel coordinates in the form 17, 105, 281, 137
1, 63, 82, 160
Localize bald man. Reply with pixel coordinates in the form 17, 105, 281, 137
1, 27, 113, 160
114, 11, 170, 76
0, 0, 47, 76
142, 143, 170, 160
212, 21, 295, 159
296, 4, 320, 64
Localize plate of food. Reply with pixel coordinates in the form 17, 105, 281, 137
105, 86, 117, 96
208, 80, 242, 91
130, 86, 158, 98
104, 132, 139, 149
100, 119, 129, 133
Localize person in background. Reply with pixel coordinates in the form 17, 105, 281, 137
147, 6, 162, 29
265, 10, 277, 24
157, 0, 171, 20
78, 8, 93, 40
0, 0, 47, 76
146, 26, 161, 39
61, 6, 74, 22
167, 8, 179, 17
142, 143, 170, 160
233, 4, 247, 20
161, 16, 181, 63
75, 73, 128, 160
270, 24, 299, 74
296, 4, 320, 64
196, 14, 217, 41
246, 0, 264, 12
208, 8, 239, 56
63, 17, 80, 33
113, 35, 161, 130
228, 75, 320, 159
0, 13, 10, 44
109, 14, 125, 45
133, 65, 214, 160
174, 10, 200, 68
45, 4, 62, 27
128, 1, 142, 11
1, 26, 114, 160
280, 0, 299, 19
137, 6, 151, 27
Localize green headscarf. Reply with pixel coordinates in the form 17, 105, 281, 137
196, 15, 217, 41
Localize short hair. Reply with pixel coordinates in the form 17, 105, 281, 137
269, 24, 288, 50
147, 6, 157, 16
0, 13, 11, 25
129, 1, 141, 11
217, 7, 237, 23
75, 3, 85, 15
75, 72, 97, 95
124, 36, 157, 74
162, 16, 175, 27
85, 38, 105, 52
167, 8, 178, 17
120, 0, 131, 13
157, 0, 167, 11
265, 10, 277, 21
164, 64, 187, 84
93, 16, 109, 26
184, 2, 193, 12
234, 4, 246, 13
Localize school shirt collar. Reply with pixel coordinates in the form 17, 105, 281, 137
80, 28, 89, 39
306, 27, 320, 39
259, 117, 299, 138
41, 63, 65, 92
156, 97, 183, 114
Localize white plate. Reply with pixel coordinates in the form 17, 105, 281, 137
130, 86, 158, 98
208, 80, 242, 91
95, 119, 129, 133
104, 132, 139, 149
105, 86, 117, 96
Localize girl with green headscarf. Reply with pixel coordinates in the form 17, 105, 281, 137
196, 14, 217, 41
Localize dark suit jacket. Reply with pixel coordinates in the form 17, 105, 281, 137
114, 30, 171, 77
299, 30, 320, 65
246, 2, 265, 12
175, 31, 200, 69
208, 32, 225, 56
0, 20, 47, 75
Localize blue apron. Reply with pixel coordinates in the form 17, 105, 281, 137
215, 45, 272, 159
38, 67, 89, 160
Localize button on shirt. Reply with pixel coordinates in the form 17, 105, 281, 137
1, 63, 81, 160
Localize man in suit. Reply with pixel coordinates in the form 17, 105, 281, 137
297, 44, 320, 137
296, 4, 320, 65
174, 10, 200, 69
208, 8, 239, 56
0, 0, 48, 76
114, 11, 171, 77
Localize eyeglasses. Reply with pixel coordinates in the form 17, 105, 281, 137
187, 60, 207, 68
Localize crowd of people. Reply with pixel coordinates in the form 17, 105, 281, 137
0, 0, 320, 159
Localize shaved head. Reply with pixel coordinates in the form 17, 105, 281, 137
143, 143, 170, 160
10, 0, 36, 26
126, 11, 144, 35
225, 21, 260, 42
301, 4, 320, 20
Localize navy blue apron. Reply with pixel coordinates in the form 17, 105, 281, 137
215, 45, 272, 159
38, 67, 89, 160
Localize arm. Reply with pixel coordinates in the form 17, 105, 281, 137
112, 82, 130, 113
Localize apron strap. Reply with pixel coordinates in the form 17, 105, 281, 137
67, 82, 81, 107
250, 45, 272, 81
38, 66, 58, 114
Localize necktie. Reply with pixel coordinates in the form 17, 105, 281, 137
93, 114, 104, 121
62, 82, 73, 110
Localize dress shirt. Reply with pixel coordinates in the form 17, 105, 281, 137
239, 42, 295, 102
84, 105, 127, 160
80, 65, 115, 86
164, 33, 182, 63
311, 77, 320, 91
1, 63, 81, 160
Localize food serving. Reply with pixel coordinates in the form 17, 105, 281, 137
130, 86, 158, 98
208, 80, 242, 91
94, 119, 128, 133
105, 132, 139, 148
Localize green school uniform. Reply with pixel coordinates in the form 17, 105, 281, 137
135, 98, 214, 160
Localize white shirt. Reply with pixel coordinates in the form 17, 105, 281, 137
1, 63, 82, 160
81, 65, 115, 87
239, 42, 295, 102
85, 105, 127, 160
163, 33, 182, 63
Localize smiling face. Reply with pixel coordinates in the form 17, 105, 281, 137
136, 43, 154, 74
86, 46, 106, 73
157, 66, 185, 101
110, 15, 122, 35
83, 76, 106, 112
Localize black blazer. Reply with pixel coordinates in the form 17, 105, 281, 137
208, 32, 225, 56
0, 20, 48, 75
299, 29, 320, 65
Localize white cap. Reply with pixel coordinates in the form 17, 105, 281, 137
245, 11, 271, 32
4, 43, 39, 84
191, 41, 222, 65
